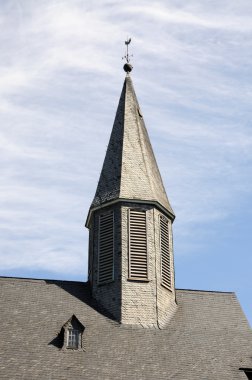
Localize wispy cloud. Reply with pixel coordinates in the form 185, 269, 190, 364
0, 0, 251, 302
124, 2, 252, 32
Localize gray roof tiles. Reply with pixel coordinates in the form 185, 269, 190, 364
0, 276, 251, 379
2, 64, 251, 380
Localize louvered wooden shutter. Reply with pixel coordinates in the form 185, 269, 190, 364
129, 210, 148, 279
160, 215, 171, 289
98, 212, 114, 284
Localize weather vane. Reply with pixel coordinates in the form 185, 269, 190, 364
123, 37, 133, 73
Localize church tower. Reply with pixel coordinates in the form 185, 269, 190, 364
86, 53, 177, 328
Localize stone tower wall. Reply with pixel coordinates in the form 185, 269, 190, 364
120, 203, 176, 328
89, 202, 177, 327
90, 204, 122, 321
153, 207, 177, 328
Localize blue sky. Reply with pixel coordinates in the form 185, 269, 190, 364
0, 0, 251, 325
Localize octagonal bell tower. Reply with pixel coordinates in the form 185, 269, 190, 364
86, 57, 177, 328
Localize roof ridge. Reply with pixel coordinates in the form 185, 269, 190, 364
176, 288, 235, 294
0, 275, 87, 284
0, 278, 235, 294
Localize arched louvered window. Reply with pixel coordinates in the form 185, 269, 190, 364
98, 211, 114, 284
160, 215, 171, 290
129, 209, 148, 280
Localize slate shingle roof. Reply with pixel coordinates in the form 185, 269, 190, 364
0, 276, 251, 380
90, 75, 174, 218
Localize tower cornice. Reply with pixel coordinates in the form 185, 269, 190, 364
85, 198, 175, 228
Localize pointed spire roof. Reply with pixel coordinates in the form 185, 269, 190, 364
90, 74, 174, 218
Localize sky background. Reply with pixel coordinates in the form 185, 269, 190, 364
0, 0, 251, 325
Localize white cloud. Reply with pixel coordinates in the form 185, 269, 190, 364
0, 0, 251, 289
124, 2, 252, 32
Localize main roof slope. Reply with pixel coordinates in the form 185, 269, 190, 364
91, 75, 174, 217
0, 277, 251, 380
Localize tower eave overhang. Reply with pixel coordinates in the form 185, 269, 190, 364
85, 198, 175, 228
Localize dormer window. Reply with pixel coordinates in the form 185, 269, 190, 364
50, 315, 85, 350
67, 328, 80, 349
63, 316, 84, 350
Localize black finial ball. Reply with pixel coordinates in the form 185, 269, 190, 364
123, 63, 133, 73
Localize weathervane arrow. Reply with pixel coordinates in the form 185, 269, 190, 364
123, 37, 133, 73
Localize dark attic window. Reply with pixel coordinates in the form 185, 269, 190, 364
67, 328, 81, 349
49, 315, 85, 350
63, 315, 85, 350
53, 315, 85, 350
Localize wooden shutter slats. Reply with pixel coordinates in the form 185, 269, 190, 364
160, 215, 171, 289
129, 209, 148, 279
100, 242, 113, 249
131, 255, 147, 260
100, 228, 113, 235
98, 212, 114, 284
131, 262, 147, 267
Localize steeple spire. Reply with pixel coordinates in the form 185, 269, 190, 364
89, 74, 174, 221
88, 38, 175, 220
86, 60, 176, 328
